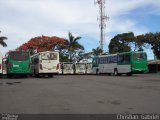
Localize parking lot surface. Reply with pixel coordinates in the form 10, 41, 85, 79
0, 74, 160, 114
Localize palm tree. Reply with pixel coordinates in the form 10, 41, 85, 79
0, 31, 7, 47
92, 47, 103, 56
65, 32, 84, 62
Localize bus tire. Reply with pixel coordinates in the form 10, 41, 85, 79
114, 69, 118, 76
0, 75, 2, 78
48, 74, 53, 78
118, 73, 122, 76
7, 74, 12, 78
127, 72, 132, 76
107, 73, 111, 76
35, 74, 40, 78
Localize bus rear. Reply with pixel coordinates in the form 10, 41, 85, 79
86, 63, 92, 74
75, 63, 86, 74
6, 51, 32, 77
131, 52, 148, 73
39, 51, 59, 75
61, 62, 74, 74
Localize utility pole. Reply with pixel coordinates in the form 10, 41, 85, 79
95, 0, 109, 53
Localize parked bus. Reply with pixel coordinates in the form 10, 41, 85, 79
92, 51, 148, 76
60, 62, 74, 74
75, 62, 86, 74
2, 58, 7, 75
85, 63, 92, 74
0, 52, 2, 78
6, 51, 32, 78
31, 51, 59, 77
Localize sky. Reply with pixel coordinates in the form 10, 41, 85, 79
0, 0, 160, 59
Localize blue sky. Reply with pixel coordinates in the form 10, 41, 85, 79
0, 0, 160, 59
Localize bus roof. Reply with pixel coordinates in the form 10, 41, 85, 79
117, 51, 146, 55
31, 51, 59, 57
93, 51, 146, 58
98, 54, 117, 57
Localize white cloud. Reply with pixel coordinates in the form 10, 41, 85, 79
0, 0, 160, 56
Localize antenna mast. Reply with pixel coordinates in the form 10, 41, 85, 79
95, 0, 109, 53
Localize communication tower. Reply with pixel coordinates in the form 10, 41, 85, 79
95, 0, 109, 53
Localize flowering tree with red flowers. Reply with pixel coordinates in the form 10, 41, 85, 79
17, 35, 65, 53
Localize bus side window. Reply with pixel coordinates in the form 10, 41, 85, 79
124, 54, 130, 63
113, 56, 117, 63
108, 57, 110, 63
118, 55, 123, 63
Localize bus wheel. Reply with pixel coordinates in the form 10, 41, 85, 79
118, 73, 122, 76
127, 72, 132, 76
48, 74, 53, 78
0, 75, 2, 78
7, 75, 12, 78
114, 69, 118, 76
107, 73, 111, 76
35, 74, 40, 78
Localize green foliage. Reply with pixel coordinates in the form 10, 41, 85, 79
0, 31, 7, 47
108, 32, 160, 59
133, 35, 145, 51
64, 32, 84, 62
145, 32, 160, 59
59, 53, 70, 62
108, 32, 133, 54
92, 47, 103, 56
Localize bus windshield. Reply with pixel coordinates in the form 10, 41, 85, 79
133, 53, 147, 61
10, 51, 29, 61
41, 52, 58, 60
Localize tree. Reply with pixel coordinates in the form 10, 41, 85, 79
77, 51, 93, 62
108, 32, 146, 54
92, 47, 103, 56
132, 34, 145, 51
17, 35, 65, 55
64, 32, 84, 62
108, 32, 134, 54
144, 32, 160, 59
108, 32, 160, 59
0, 31, 7, 47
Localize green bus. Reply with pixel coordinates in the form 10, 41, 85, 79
6, 51, 32, 78
92, 51, 148, 76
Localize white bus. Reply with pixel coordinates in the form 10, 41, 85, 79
60, 62, 74, 74
0, 52, 2, 78
31, 51, 59, 77
75, 62, 86, 74
92, 51, 148, 76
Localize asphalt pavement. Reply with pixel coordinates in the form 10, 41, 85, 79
0, 74, 160, 114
